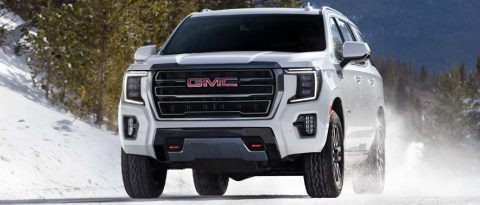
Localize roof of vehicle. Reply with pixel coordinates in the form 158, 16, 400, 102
190, 7, 334, 18
186, 6, 356, 31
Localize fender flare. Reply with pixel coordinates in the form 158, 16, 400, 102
316, 87, 343, 153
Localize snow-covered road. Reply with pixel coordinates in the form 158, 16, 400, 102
1, 195, 480, 205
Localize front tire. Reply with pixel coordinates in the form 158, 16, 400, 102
303, 111, 344, 198
193, 169, 229, 196
121, 149, 167, 198
353, 112, 385, 194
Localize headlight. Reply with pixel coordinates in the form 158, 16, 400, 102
285, 68, 321, 103
123, 71, 147, 104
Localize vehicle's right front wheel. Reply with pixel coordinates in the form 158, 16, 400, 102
121, 149, 167, 198
303, 111, 344, 198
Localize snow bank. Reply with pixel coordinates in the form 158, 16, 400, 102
1, 10, 122, 199
0, 7, 24, 30
0, 33, 124, 199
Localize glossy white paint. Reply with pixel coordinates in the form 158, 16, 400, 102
133, 45, 157, 62
342, 41, 371, 60
120, 7, 385, 166
190, 8, 322, 18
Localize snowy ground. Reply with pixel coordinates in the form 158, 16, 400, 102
2, 195, 480, 205
1, 7, 480, 205
0, 8, 121, 199
0, 31, 122, 199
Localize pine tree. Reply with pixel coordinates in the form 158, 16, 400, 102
476, 55, 480, 86
2, 0, 46, 20
257, 0, 302, 7
459, 63, 466, 84
428, 63, 479, 142
0, 26, 5, 46
26, 0, 315, 129
419, 65, 428, 82
419, 65, 430, 90
28, 0, 60, 100
395, 75, 408, 111
464, 65, 480, 139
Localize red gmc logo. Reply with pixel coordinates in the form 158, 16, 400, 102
187, 77, 238, 87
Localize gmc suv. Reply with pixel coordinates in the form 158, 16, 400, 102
119, 5, 385, 198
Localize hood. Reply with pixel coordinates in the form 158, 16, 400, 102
141, 51, 327, 68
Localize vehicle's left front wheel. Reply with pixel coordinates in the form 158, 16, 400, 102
353, 112, 385, 194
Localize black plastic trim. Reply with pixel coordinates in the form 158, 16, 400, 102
150, 62, 284, 119
153, 127, 281, 161
122, 116, 139, 140
151, 61, 282, 70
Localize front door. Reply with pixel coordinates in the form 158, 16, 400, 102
330, 17, 374, 152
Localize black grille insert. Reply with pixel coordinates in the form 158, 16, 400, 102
152, 69, 275, 118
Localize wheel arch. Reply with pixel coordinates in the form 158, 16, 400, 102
377, 106, 385, 127
377, 106, 386, 137
331, 97, 344, 133
377, 106, 385, 118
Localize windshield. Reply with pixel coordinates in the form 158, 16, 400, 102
162, 14, 326, 54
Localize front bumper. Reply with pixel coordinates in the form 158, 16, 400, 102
152, 128, 278, 162
166, 138, 268, 161
119, 71, 332, 161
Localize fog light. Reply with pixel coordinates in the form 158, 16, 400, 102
293, 114, 317, 137
124, 116, 138, 139
167, 145, 182, 151
165, 138, 185, 152
242, 137, 265, 151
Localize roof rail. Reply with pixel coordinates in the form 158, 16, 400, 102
321, 6, 344, 16
304, 2, 314, 11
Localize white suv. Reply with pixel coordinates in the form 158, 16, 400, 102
119, 6, 385, 198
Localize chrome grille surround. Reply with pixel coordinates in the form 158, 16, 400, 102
151, 68, 278, 118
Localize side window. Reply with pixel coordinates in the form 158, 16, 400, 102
352, 27, 365, 42
329, 18, 343, 61
337, 19, 354, 42
346, 24, 357, 41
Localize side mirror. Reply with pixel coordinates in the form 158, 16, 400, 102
340, 42, 370, 67
134, 45, 157, 62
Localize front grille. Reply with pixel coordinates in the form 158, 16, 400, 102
152, 69, 276, 118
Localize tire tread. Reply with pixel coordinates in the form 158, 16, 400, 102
303, 112, 342, 198
121, 149, 166, 198
193, 170, 228, 196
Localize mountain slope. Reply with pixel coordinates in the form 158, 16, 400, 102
0, 31, 125, 199
0, 8, 127, 199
